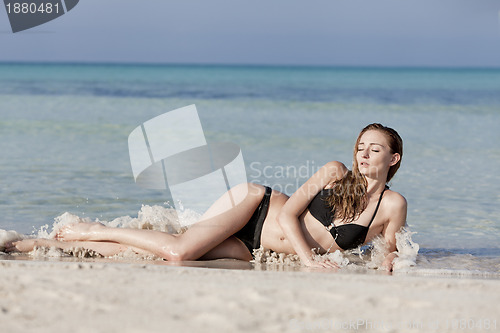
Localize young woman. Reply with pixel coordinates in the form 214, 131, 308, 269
6, 123, 406, 271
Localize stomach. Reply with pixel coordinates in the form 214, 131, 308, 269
259, 189, 339, 254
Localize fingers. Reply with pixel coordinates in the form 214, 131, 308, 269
324, 261, 339, 269
305, 260, 339, 269
319, 261, 339, 269
380, 262, 393, 272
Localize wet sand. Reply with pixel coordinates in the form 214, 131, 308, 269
1, 256, 499, 333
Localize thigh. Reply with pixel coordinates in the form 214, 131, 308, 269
198, 236, 252, 261
198, 182, 265, 220
176, 183, 266, 259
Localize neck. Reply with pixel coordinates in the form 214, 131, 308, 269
365, 177, 387, 195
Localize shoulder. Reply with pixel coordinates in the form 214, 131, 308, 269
380, 189, 407, 245
381, 189, 407, 223
383, 190, 407, 210
321, 161, 348, 179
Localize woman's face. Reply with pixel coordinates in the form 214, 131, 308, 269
356, 130, 399, 181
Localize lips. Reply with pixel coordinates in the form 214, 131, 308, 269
360, 162, 369, 167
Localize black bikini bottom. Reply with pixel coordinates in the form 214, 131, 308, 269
234, 186, 272, 253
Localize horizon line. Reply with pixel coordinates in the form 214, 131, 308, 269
1, 60, 500, 71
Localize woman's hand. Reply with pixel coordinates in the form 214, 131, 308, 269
302, 257, 339, 269
380, 252, 397, 272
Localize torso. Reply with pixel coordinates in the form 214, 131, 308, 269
260, 187, 390, 254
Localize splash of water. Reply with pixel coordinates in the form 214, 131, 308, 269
0, 205, 193, 258
363, 227, 419, 271
253, 227, 419, 272
392, 227, 420, 271
2, 207, 419, 272
35, 205, 191, 240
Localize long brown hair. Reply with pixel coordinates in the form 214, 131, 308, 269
326, 123, 403, 224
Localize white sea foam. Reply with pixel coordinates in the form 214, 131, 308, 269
3, 207, 420, 273
364, 227, 419, 272
36, 205, 191, 240
1, 205, 194, 258
253, 227, 420, 272
7, 212, 499, 278
252, 247, 301, 266
392, 228, 420, 271
17, 206, 407, 269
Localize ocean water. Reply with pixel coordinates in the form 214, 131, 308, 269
0, 63, 499, 276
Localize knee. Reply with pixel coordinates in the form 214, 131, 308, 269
158, 242, 190, 262
231, 182, 253, 197
241, 182, 267, 199
228, 182, 264, 206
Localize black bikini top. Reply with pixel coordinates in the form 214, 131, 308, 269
307, 186, 387, 250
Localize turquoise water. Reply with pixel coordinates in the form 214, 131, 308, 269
1, 63, 499, 274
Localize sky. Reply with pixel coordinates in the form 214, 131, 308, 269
1, 0, 500, 67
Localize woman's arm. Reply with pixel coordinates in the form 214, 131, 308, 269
277, 161, 347, 267
381, 193, 407, 271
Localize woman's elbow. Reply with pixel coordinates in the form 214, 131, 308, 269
276, 211, 295, 230
276, 211, 285, 228
276, 211, 291, 229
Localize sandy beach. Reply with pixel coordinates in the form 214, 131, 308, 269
1, 257, 499, 333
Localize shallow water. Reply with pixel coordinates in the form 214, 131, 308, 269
0, 63, 499, 276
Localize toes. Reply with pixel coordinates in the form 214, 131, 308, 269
3, 241, 15, 251
55, 226, 68, 240
4, 242, 17, 253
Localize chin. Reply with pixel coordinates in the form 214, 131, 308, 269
357, 170, 369, 178
358, 168, 377, 179
357, 166, 369, 174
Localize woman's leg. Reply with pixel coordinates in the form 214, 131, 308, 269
6, 237, 250, 260
198, 236, 253, 261
5, 238, 152, 257
56, 183, 267, 261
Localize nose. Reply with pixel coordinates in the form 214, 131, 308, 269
361, 150, 369, 159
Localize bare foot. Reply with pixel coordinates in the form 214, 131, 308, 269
55, 222, 105, 242
5, 239, 38, 253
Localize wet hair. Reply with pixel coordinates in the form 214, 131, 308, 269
327, 123, 403, 224
353, 123, 403, 182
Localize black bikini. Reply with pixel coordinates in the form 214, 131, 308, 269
308, 186, 387, 250
234, 186, 272, 253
